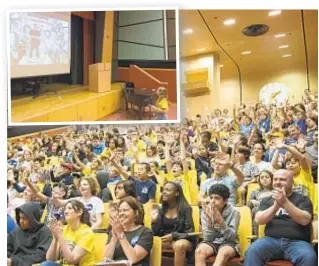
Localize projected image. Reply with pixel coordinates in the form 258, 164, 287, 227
10, 12, 69, 66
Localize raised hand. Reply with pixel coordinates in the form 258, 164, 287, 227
150, 207, 160, 223
275, 139, 285, 150
272, 187, 287, 207
213, 207, 224, 227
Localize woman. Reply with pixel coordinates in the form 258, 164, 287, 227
114, 180, 137, 201
151, 182, 195, 266
42, 200, 95, 266
105, 196, 154, 266
252, 143, 274, 173
73, 176, 105, 229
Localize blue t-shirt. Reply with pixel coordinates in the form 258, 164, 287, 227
107, 175, 122, 185
294, 119, 307, 135
240, 123, 254, 137
93, 143, 105, 155
7, 214, 16, 233
129, 176, 156, 204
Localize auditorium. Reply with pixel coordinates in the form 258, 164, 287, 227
9, 10, 178, 123
6, 9, 319, 266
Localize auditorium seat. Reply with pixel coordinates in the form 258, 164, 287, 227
100, 203, 110, 229
150, 237, 162, 266
93, 232, 108, 263
246, 183, 260, 203
155, 184, 161, 203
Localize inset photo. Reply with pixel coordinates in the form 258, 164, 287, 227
8, 9, 179, 124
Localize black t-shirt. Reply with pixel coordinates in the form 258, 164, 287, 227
258, 192, 313, 242
107, 226, 154, 266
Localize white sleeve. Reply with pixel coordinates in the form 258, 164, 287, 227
95, 197, 105, 214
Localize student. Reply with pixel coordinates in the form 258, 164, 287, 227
110, 157, 156, 204
105, 196, 154, 266
247, 170, 274, 234
43, 200, 95, 266
195, 184, 240, 266
151, 182, 195, 266
150, 86, 169, 120
7, 202, 52, 266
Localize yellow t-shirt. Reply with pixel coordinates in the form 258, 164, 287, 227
157, 98, 169, 111
60, 223, 95, 266
166, 171, 191, 203
293, 168, 317, 216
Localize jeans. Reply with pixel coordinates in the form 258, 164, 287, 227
157, 113, 168, 120
244, 236, 317, 266
40, 261, 61, 266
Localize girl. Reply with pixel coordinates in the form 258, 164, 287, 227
247, 169, 274, 234
150, 86, 169, 120
42, 200, 95, 266
151, 182, 195, 266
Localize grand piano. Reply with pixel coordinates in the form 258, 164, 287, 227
123, 85, 157, 120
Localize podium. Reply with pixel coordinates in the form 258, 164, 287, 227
89, 63, 111, 93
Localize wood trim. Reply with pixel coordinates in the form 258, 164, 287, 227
72, 11, 94, 21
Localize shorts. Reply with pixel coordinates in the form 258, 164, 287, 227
157, 113, 168, 120
198, 240, 240, 257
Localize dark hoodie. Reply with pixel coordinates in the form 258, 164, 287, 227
7, 202, 52, 266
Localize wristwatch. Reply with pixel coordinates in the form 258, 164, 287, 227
119, 232, 126, 239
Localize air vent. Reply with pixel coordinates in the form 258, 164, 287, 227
242, 24, 269, 37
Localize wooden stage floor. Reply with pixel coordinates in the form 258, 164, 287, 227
10, 83, 178, 123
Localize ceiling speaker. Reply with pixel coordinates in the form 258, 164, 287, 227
242, 24, 270, 37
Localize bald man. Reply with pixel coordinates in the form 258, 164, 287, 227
244, 169, 317, 266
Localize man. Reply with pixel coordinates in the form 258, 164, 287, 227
195, 184, 240, 266
50, 161, 73, 185
196, 152, 245, 206
7, 202, 52, 266
244, 169, 316, 266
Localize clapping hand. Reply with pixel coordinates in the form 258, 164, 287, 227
48, 219, 63, 238
109, 214, 125, 238
150, 206, 160, 223
272, 187, 287, 207
213, 206, 224, 227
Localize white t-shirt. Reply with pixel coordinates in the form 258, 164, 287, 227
256, 161, 274, 173
75, 196, 104, 225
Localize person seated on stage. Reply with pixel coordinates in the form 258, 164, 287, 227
247, 169, 274, 234
244, 169, 317, 266
110, 156, 156, 204
42, 200, 95, 266
105, 196, 154, 266
151, 182, 195, 266
195, 184, 240, 266
7, 202, 52, 266
150, 86, 169, 120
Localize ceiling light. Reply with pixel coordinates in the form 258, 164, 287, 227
279, 45, 289, 49
241, 51, 251, 55
183, 28, 193, 34
275, 33, 286, 38
220, 64, 224, 68
269, 10, 282, 16
197, 48, 206, 52
223, 19, 236, 25
282, 54, 292, 58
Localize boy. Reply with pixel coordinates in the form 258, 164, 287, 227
195, 184, 240, 266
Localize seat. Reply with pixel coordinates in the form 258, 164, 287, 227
143, 202, 153, 228
155, 184, 161, 204
150, 237, 162, 266
93, 232, 108, 263
100, 203, 110, 229
191, 205, 200, 233
246, 183, 260, 203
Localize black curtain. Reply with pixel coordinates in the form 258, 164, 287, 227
94, 11, 105, 64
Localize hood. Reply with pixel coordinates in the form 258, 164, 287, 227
222, 203, 233, 219
15, 202, 42, 232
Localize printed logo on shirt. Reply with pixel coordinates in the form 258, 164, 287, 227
276, 207, 289, 217
141, 187, 149, 194
130, 236, 139, 246
86, 203, 93, 212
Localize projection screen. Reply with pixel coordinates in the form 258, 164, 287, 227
9, 12, 71, 78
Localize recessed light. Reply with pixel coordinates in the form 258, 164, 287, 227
269, 10, 282, 16
282, 54, 292, 58
279, 45, 289, 49
275, 33, 286, 38
241, 51, 251, 55
219, 65, 224, 68
197, 48, 206, 52
223, 19, 236, 26
183, 28, 193, 34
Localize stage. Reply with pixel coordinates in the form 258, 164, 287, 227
11, 83, 123, 123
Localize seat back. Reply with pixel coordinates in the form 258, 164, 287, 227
246, 183, 260, 203
236, 206, 253, 257
150, 236, 162, 266
191, 205, 200, 233
155, 184, 161, 204
93, 232, 108, 263
107, 183, 117, 200
101, 203, 110, 229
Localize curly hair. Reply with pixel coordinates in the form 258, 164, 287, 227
80, 176, 101, 196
